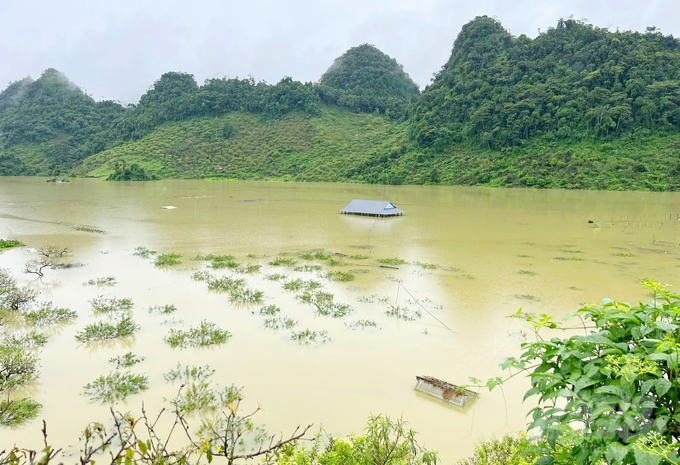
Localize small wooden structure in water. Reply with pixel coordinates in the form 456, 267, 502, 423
339, 200, 405, 217
414, 376, 478, 407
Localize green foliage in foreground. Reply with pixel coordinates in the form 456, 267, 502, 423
83, 371, 149, 403
0, 239, 25, 249
494, 278, 680, 465
278, 415, 437, 465
164, 320, 231, 348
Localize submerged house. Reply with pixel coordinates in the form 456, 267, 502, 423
339, 200, 405, 217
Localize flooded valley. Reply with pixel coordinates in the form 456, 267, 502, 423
1, 177, 680, 462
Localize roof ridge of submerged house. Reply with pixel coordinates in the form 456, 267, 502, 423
339, 199, 405, 217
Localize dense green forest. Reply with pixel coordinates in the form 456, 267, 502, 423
3, 17, 680, 190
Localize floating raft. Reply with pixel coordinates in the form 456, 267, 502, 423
414, 376, 478, 407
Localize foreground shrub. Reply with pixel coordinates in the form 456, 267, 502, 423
277, 415, 438, 465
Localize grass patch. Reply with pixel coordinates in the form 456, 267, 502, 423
350, 254, 369, 260
155, 253, 182, 266
83, 371, 149, 403
133, 246, 156, 258
326, 271, 355, 282
83, 276, 117, 287
615, 252, 636, 257
298, 252, 314, 260
269, 257, 297, 267
328, 258, 344, 266
164, 320, 231, 348
554, 257, 585, 262
0, 239, 25, 249
148, 304, 177, 314
109, 352, 145, 368
377, 257, 407, 266
75, 316, 139, 342
91, 296, 133, 316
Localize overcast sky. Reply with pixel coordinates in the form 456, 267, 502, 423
0, 0, 676, 104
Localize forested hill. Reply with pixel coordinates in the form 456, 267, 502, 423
411, 16, 680, 150
3, 19, 680, 191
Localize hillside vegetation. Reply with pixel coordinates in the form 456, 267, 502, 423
3, 17, 680, 190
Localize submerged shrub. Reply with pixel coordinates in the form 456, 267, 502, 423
263, 317, 298, 330
155, 253, 182, 266
312, 251, 331, 260
413, 260, 438, 269
133, 246, 156, 258
235, 263, 261, 274
259, 305, 281, 316
75, 316, 140, 342
83, 276, 117, 287
350, 254, 369, 260
3, 331, 48, 349
291, 329, 330, 345
615, 252, 636, 257
377, 257, 407, 266
346, 319, 379, 330
298, 290, 353, 318
385, 305, 421, 321
229, 287, 264, 304
1, 287, 38, 311
164, 320, 231, 348
265, 273, 287, 281
294, 265, 323, 272
148, 304, 177, 314
109, 352, 145, 369
192, 270, 214, 282
83, 371, 149, 403
164, 363, 215, 382
326, 271, 355, 282
207, 276, 246, 291
0, 398, 41, 426
23, 302, 77, 327
91, 296, 133, 315
0, 239, 25, 249
269, 257, 297, 267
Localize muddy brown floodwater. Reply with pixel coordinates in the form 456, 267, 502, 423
1, 177, 680, 462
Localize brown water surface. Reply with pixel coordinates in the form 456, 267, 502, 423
1, 177, 680, 462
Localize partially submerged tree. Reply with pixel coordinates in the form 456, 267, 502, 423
25, 245, 70, 277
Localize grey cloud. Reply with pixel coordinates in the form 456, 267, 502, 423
1, 0, 678, 103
